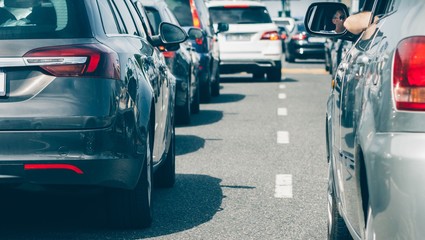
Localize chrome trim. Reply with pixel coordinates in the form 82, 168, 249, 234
0, 57, 88, 67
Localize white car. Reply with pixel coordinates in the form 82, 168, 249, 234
207, 1, 283, 81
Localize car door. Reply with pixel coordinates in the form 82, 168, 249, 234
335, 0, 395, 236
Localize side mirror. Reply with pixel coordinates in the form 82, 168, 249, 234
159, 22, 188, 44
304, 2, 349, 38
216, 22, 229, 33
187, 27, 204, 40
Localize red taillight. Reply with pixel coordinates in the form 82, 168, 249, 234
224, 5, 249, 8
23, 44, 120, 80
189, 0, 201, 28
162, 51, 176, 58
393, 36, 425, 111
280, 33, 287, 40
195, 37, 203, 45
24, 164, 84, 174
261, 31, 280, 40
291, 33, 307, 40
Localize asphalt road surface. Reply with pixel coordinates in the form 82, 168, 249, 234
0, 59, 331, 240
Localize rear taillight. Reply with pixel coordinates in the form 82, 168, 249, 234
189, 0, 201, 28
261, 31, 280, 40
280, 33, 287, 40
291, 33, 307, 40
162, 51, 175, 58
224, 5, 249, 8
393, 36, 425, 111
23, 44, 120, 80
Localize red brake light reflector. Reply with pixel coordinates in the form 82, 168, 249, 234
224, 5, 249, 8
24, 164, 84, 174
291, 33, 307, 40
261, 31, 280, 40
24, 44, 120, 80
393, 36, 425, 111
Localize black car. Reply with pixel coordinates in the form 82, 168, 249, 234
137, 0, 202, 124
0, 0, 187, 228
284, 21, 326, 62
164, 0, 227, 102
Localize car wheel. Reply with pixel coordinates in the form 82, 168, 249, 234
191, 82, 200, 114
107, 126, 153, 229
176, 88, 191, 125
154, 121, 176, 188
252, 72, 264, 79
328, 163, 351, 240
212, 68, 220, 97
267, 64, 282, 82
286, 53, 295, 63
200, 80, 212, 103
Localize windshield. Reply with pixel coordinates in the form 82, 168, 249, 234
209, 6, 272, 24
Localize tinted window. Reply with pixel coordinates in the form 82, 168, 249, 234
164, 0, 192, 26
145, 7, 161, 35
98, 0, 119, 34
0, 0, 91, 39
209, 6, 272, 24
113, 0, 138, 36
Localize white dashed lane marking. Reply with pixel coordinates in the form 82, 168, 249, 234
278, 93, 286, 99
275, 174, 293, 198
277, 108, 287, 116
277, 131, 289, 144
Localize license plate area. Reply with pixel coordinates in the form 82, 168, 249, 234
0, 72, 5, 97
226, 33, 252, 41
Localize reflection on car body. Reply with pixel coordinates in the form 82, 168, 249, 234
306, 0, 425, 239
0, 0, 187, 229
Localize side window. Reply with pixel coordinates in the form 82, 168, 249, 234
125, 0, 147, 38
134, 1, 154, 38
109, 1, 126, 33
97, 0, 120, 34
164, 8, 180, 26
112, 0, 138, 36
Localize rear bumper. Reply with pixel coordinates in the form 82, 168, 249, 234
220, 60, 281, 74
363, 132, 425, 239
0, 126, 146, 190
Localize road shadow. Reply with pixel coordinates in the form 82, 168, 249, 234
282, 77, 299, 83
175, 134, 205, 156
0, 174, 224, 240
219, 75, 272, 83
209, 93, 245, 104
180, 110, 223, 128
139, 174, 223, 238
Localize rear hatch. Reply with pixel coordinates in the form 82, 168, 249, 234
0, 0, 112, 130
209, 5, 281, 57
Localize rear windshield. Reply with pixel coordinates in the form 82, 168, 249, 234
0, 0, 91, 39
209, 6, 272, 24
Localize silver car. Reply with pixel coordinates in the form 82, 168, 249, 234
306, 0, 425, 239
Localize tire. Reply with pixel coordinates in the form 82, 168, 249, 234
252, 72, 264, 79
212, 70, 220, 97
200, 80, 212, 103
328, 163, 352, 240
154, 122, 176, 188
176, 89, 191, 125
107, 127, 153, 229
286, 52, 295, 63
191, 83, 200, 114
267, 64, 282, 82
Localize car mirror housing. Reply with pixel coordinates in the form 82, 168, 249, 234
187, 27, 204, 40
304, 2, 353, 40
216, 22, 229, 34
159, 22, 188, 44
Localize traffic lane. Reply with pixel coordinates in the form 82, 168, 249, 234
0, 60, 332, 239
143, 66, 330, 239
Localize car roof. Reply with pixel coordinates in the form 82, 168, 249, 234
206, 0, 267, 8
